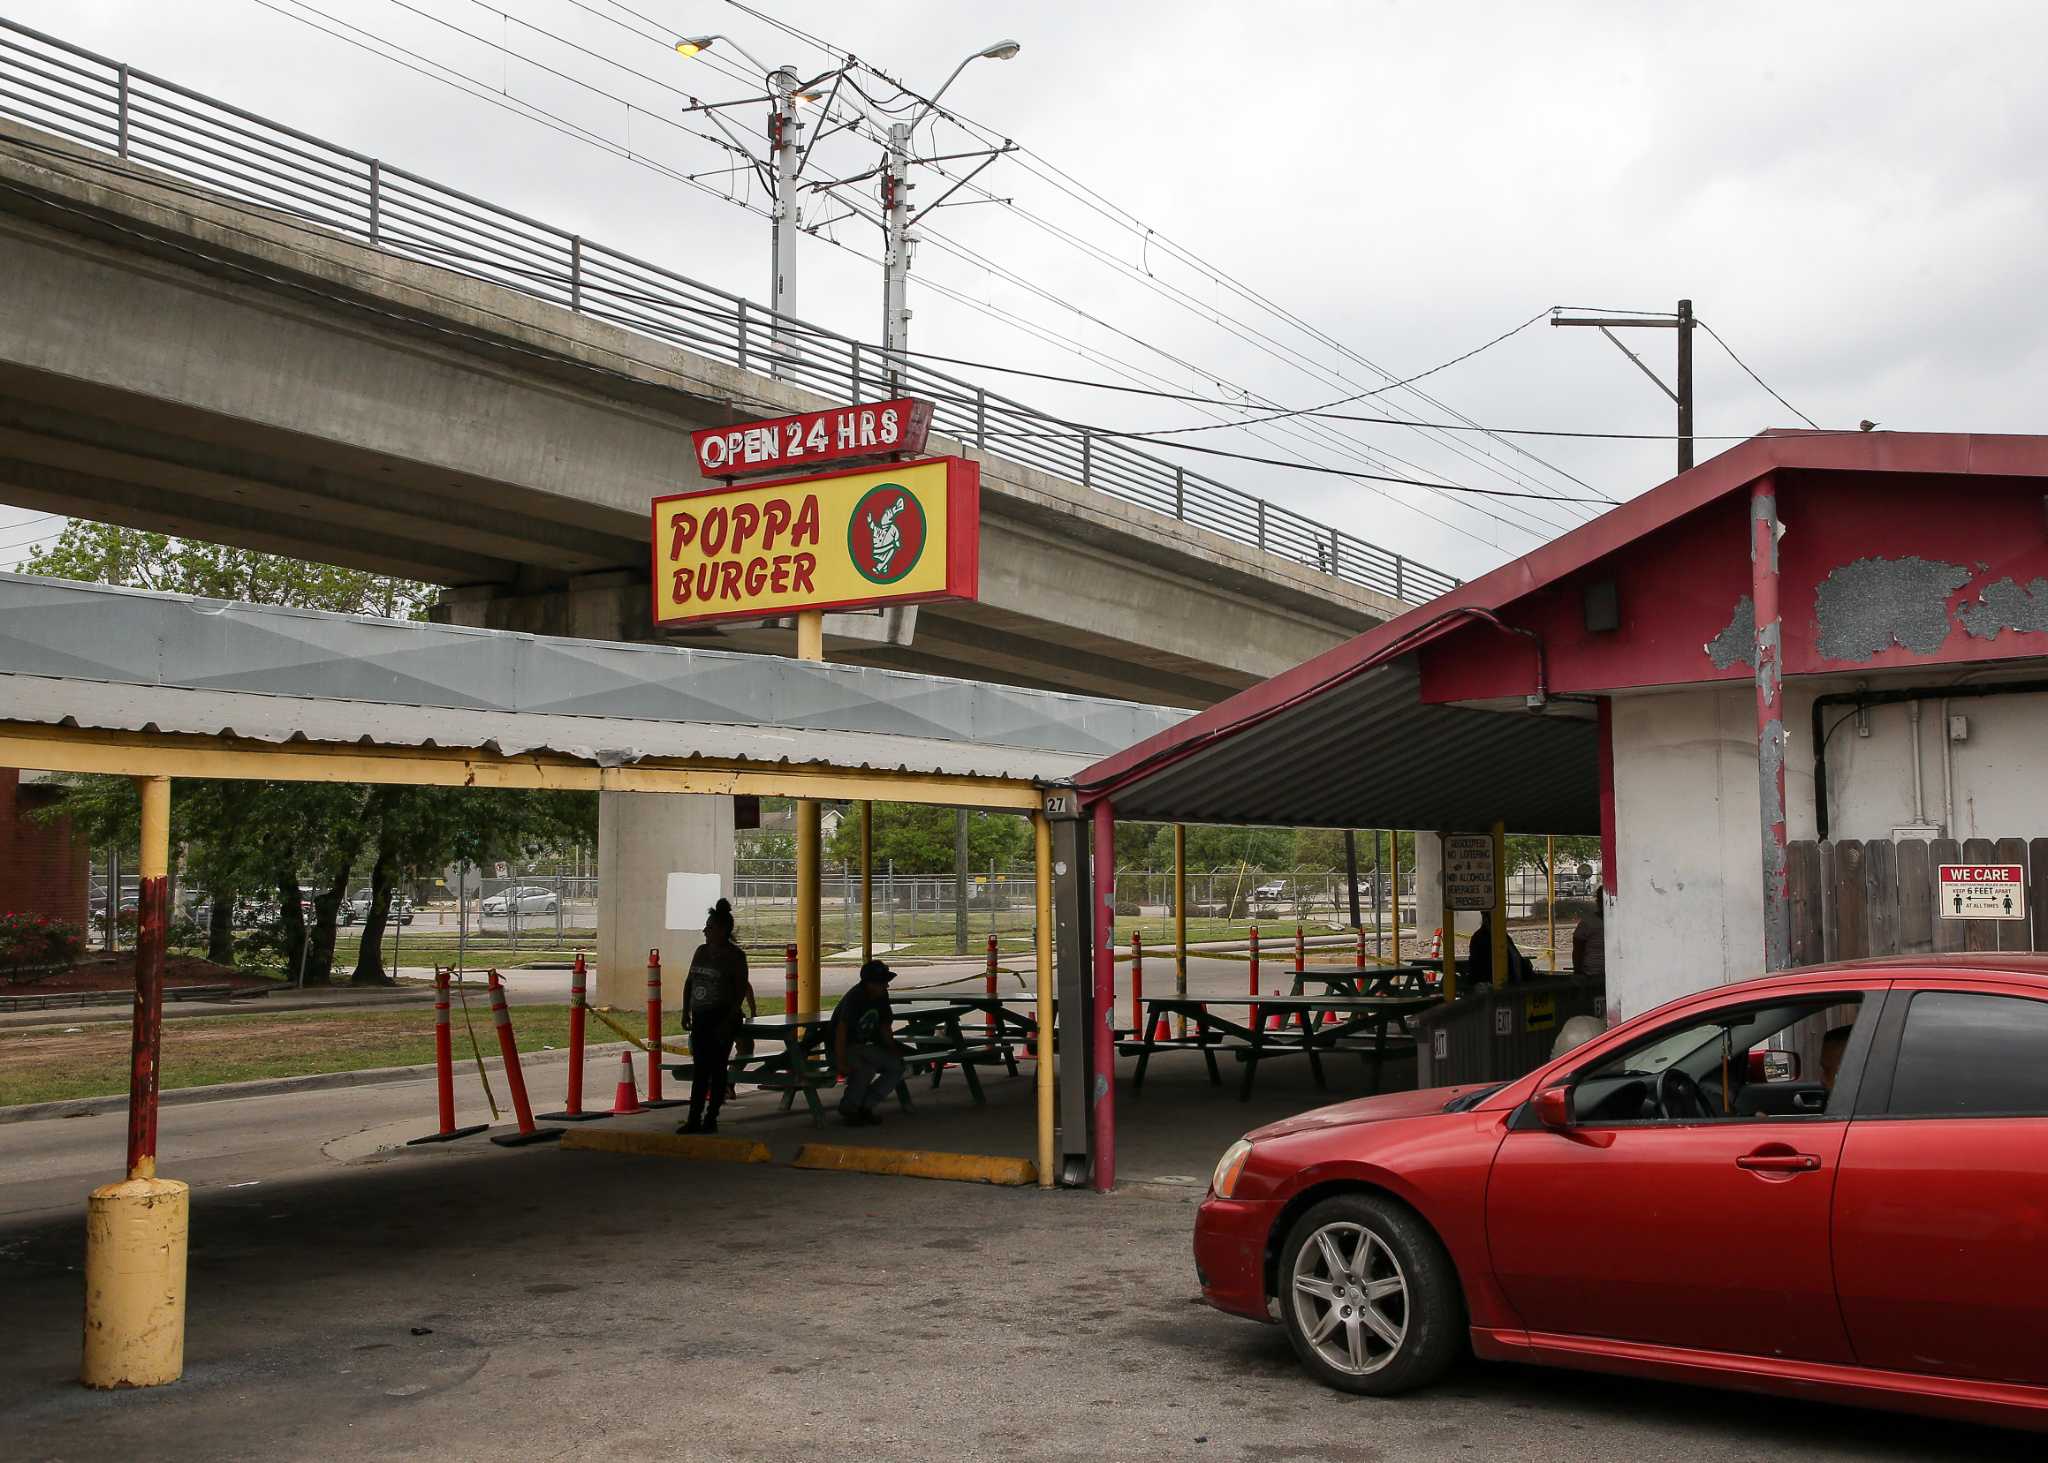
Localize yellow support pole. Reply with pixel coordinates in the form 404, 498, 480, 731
1491, 819, 1509, 984
1173, 823, 1187, 999
859, 801, 873, 964
1388, 830, 1401, 965
1033, 810, 1056, 1190
795, 610, 824, 1013
1546, 833, 1557, 973
1439, 832, 1456, 1001
83, 774, 187, 1390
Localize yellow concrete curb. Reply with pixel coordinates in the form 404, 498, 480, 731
790, 1143, 1038, 1186
561, 1129, 771, 1164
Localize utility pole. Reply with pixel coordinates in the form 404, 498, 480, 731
881, 121, 913, 392
1551, 299, 1697, 474
768, 65, 801, 378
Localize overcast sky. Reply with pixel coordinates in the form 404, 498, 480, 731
4, 0, 2046, 582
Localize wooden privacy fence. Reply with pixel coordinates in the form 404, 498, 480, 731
1786, 836, 2048, 964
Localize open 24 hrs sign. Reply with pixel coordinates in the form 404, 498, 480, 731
1937, 864, 2027, 921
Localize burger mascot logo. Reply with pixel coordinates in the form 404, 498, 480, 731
849, 482, 927, 585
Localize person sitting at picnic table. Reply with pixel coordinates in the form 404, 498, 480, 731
1465, 910, 1536, 987
833, 959, 908, 1127
679, 897, 755, 1135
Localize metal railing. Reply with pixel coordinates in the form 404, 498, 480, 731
0, 18, 1459, 605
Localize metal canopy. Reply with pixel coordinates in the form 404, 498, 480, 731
1096, 656, 1599, 832
0, 574, 1187, 779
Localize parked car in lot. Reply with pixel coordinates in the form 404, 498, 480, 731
337, 890, 413, 926
1194, 954, 2048, 1431
481, 885, 559, 917
1252, 880, 1289, 903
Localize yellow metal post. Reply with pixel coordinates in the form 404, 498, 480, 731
859, 800, 873, 963
795, 609, 824, 1013
1439, 832, 1456, 1001
1546, 833, 1557, 973
83, 773, 187, 1390
1173, 825, 1187, 1030
1033, 810, 1056, 1189
1491, 819, 1509, 984
1388, 830, 1401, 965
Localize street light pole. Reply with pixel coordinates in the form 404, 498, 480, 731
768, 65, 801, 378
879, 40, 1019, 395
881, 120, 912, 391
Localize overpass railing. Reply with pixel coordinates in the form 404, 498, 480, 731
0, 17, 1459, 604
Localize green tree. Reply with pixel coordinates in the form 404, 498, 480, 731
825, 804, 1030, 874
19, 524, 601, 982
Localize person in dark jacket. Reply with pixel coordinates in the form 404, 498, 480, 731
1466, 910, 1536, 987
833, 959, 907, 1126
679, 898, 754, 1135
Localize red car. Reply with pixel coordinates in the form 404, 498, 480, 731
1195, 956, 2048, 1431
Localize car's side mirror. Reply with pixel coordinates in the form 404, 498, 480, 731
1535, 1084, 1575, 1129
1745, 1048, 1801, 1082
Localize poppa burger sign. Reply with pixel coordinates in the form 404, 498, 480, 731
651, 456, 979, 625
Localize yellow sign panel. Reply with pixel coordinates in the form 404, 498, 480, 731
650, 456, 980, 626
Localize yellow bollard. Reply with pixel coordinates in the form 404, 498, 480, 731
82, 1175, 189, 1388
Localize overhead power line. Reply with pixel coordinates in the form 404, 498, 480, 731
1698, 320, 1823, 430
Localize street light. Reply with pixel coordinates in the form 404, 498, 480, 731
884, 42, 1022, 383
916, 40, 1022, 121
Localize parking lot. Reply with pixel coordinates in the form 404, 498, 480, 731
3, 1045, 2038, 1462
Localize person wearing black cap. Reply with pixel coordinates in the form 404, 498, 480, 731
833, 959, 906, 1126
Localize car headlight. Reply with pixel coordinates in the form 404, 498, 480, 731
1211, 1138, 1254, 1198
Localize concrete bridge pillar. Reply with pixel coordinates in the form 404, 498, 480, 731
1413, 832, 1444, 955
595, 792, 734, 1009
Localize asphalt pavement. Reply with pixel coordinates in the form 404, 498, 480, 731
1, 1049, 2036, 1460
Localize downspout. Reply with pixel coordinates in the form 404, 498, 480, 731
1907, 700, 1925, 826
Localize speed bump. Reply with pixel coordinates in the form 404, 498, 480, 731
790, 1143, 1037, 1186
561, 1129, 771, 1164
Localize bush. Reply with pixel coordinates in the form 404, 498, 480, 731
0, 912, 86, 980
1529, 898, 1595, 922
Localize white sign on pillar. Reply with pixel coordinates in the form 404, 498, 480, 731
1443, 833, 1496, 912
664, 872, 725, 931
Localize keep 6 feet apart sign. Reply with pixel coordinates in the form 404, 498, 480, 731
1937, 864, 2027, 921
651, 456, 980, 626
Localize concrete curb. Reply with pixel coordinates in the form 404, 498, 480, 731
790, 1142, 1039, 1186
0, 1041, 632, 1125
561, 1129, 771, 1164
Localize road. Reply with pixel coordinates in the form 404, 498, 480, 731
0, 1064, 2035, 1460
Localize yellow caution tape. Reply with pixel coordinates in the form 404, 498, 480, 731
587, 1004, 691, 1057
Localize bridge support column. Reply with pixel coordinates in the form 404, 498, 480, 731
595, 792, 733, 1010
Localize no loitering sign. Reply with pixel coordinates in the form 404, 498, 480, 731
1937, 864, 2027, 921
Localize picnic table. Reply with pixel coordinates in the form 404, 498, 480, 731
664, 999, 1010, 1125
1130, 993, 1439, 1101
1285, 964, 1441, 1000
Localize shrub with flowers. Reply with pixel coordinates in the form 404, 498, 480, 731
0, 912, 86, 980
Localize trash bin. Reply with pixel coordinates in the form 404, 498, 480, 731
1413, 977, 1604, 1088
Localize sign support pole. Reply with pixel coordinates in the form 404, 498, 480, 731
796, 609, 823, 1015
1490, 819, 1509, 984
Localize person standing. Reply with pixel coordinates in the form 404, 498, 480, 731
680, 898, 753, 1135
833, 959, 907, 1127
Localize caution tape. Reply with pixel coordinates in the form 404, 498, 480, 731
586, 1004, 692, 1057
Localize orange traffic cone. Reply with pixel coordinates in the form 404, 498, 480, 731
1151, 1013, 1172, 1041
1265, 993, 1287, 1031
610, 1051, 643, 1115
1429, 927, 1443, 960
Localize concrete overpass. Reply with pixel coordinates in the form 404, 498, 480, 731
0, 21, 1455, 711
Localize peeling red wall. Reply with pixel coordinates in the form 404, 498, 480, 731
1418, 470, 2048, 702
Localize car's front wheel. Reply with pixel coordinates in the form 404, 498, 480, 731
1277, 1193, 1462, 1395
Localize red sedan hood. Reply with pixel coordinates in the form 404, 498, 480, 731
1248, 1084, 1475, 1140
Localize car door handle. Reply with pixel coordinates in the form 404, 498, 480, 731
1736, 1151, 1820, 1172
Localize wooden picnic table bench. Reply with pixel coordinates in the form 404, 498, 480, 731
1130, 994, 1439, 1101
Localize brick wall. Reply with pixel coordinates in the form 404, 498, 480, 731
0, 768, 89, 925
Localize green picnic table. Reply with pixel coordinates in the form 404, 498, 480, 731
1132, 993, 1439, 1101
